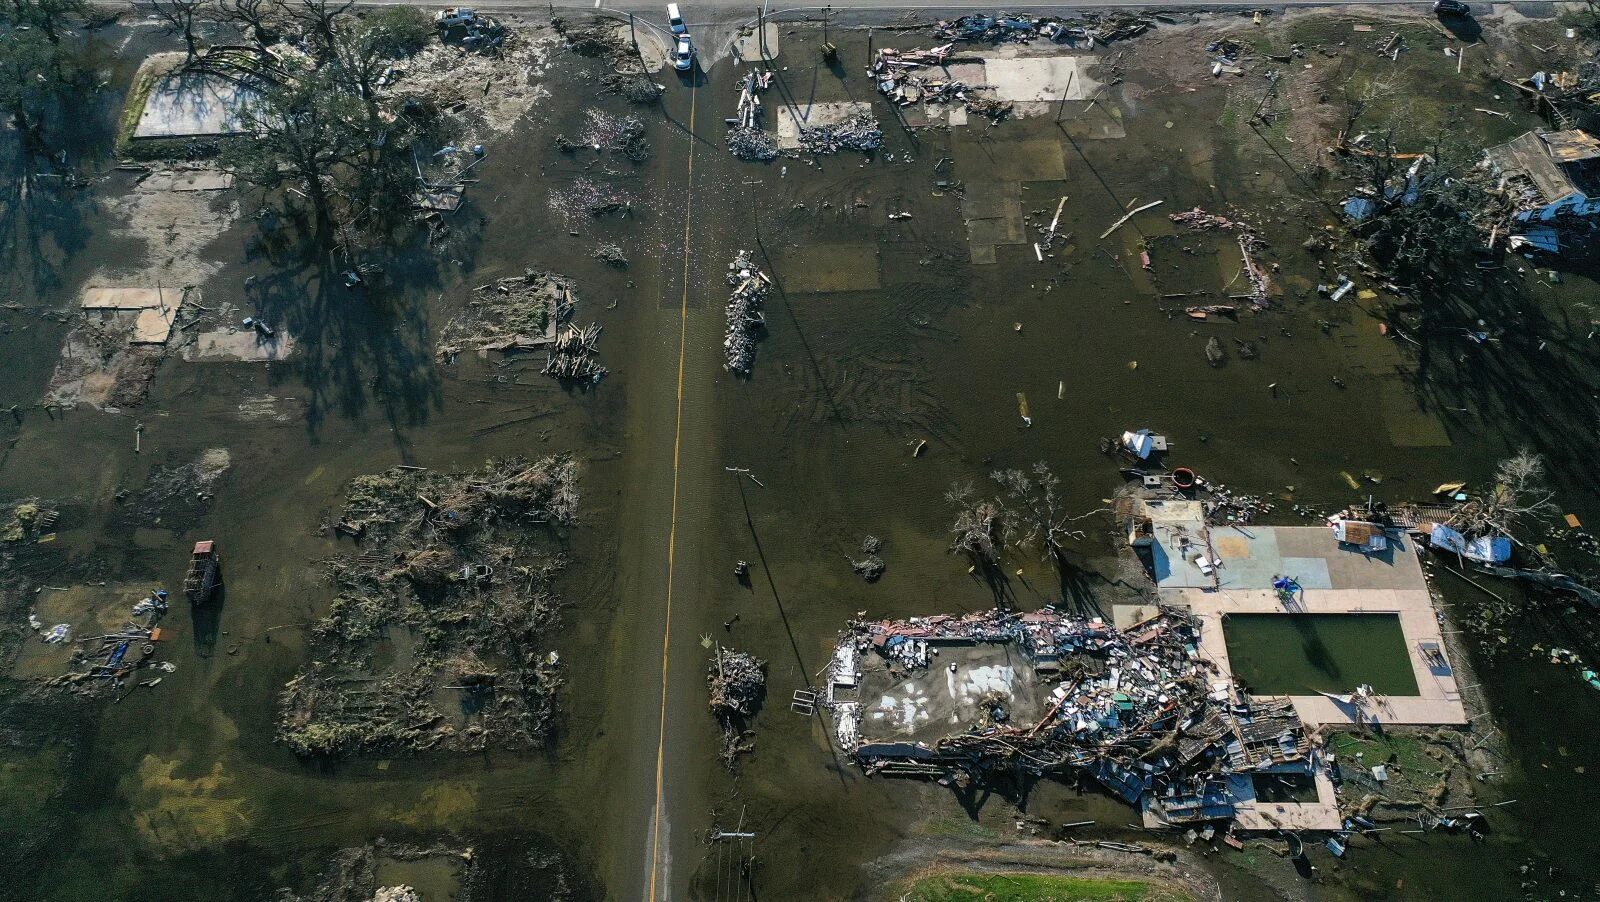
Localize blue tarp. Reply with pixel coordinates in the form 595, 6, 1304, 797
1343, 197, 1377, 221
1427, 524, 1512, 564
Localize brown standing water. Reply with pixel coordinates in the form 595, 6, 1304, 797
5, 10, 1600, 902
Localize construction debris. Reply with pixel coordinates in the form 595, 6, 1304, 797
933, 12, 1150, 46
542, 322, 607, 384
280, 457, 578, 758
727, 126, 779, 161
799, 112, 883, 155
823, 606, 1328, 837
437, 268, 579, 357
724, 250, 769, 373
708, 646, 766, 766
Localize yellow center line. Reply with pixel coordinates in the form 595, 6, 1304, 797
649, 78, 696, 902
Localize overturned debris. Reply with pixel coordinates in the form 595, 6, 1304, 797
724, 250, 770, 373
708, 646, 766, 766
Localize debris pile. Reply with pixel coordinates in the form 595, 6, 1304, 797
437, 268, 578, 357
592, 242, 628, 266
565, 108, 650, 161
850, 535, 886, 582
708, 646, 766, 766
549, 176, 637, 223
724, 250, 769, 373
599, 70, 664, 104
799, 112, 883, 155
49, 587, 179, 694
933, 12, 1149, 45
825, 607, 1323, 835
542, 323, 607, 383
869, 45, 1007, 121
726, 70, 779, 160
556, 19, 632, 61
727, 126, 779, 161
279, 457, 578, 758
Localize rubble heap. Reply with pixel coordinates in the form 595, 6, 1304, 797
562, 108, 650, 161
826, 607, 1320, 833
278, 457, 579, 758
724, 250, 769, 373
436, 268, 578, 357
727, 126, 779, 161
708, 646, 766, 766
726, 71, 778, 161
933, 12, 1150, 45
799, 112, 883, 155
542, 322, 607, 384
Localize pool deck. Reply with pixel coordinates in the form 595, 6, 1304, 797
1152, 522, 1466, 727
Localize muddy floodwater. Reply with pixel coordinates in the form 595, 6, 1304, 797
7, 7, 1600, 902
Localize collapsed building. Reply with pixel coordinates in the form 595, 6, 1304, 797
823, 606, 1328, 832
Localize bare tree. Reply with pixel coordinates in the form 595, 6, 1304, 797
992, 462, 1105, 565
149, 0, 211, 60
947, 481, 1003, 570
286, 0, 354, 57
1449, 449, 1558, 539
214, 0, 281, 49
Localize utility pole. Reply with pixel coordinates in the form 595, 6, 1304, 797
629, 12, 637, 51
757, 6, 766, 60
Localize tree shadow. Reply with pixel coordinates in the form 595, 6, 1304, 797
242, 219, 447, 441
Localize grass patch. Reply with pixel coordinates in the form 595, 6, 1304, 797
896, 871, 1191, 902
1328, 730, 1446, 779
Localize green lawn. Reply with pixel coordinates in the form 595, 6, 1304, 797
897, 871, 1191, 902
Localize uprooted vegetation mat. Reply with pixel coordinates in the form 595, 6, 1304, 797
278, 456, 579, 758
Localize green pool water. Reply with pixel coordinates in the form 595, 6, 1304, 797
1221, 613, 1420, 697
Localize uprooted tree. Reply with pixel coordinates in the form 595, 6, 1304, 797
1449, 449, 1559, 539
947, 480, 1003, 570
993, 462, 1105, 566
1334, 83, 1498, 281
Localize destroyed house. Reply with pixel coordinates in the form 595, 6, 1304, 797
1489, 130, 1600, 251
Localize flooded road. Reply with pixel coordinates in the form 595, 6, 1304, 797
6, 9, 1600, 902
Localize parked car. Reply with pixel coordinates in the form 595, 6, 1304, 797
673, 34, 694, 71
667, 3, 687, 35
1433, 0, 1471, 17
